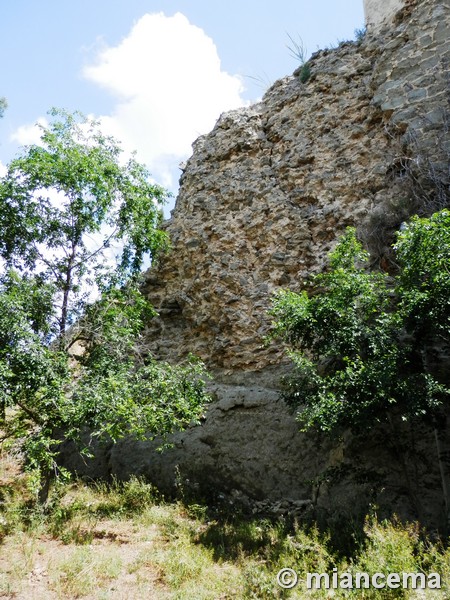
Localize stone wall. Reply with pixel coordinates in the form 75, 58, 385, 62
71, 0, 450, 528
143, 0, 449, 377
364, 0, 405, 31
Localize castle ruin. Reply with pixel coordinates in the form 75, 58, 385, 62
65, 0, 450, 529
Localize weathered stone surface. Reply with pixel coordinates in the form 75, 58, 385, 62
143, 0, 449, 376
68, 0, 450, 528
364, 0, 405, 31
62, 382, 444, 527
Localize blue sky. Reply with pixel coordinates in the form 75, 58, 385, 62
0, 0, 365, 210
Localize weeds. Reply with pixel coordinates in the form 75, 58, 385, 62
354, 26, 367, 43
1, 454, 450, 598
286, 33, 311, 83
286, 33, 308, 65
299, 63, 311, 84
245, 72, 274, 93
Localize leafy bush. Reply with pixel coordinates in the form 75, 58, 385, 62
271, 212, 450, 426
270, 211, 450, 524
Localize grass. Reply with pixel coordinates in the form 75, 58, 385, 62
286, 33, 311, 83
0, 451, 450, 598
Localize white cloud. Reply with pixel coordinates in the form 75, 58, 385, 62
10, 117, 48, 146
83, 12, 247, 191
0, 160, 6, 177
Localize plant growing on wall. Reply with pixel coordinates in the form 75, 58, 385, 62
270, 211, 450, 528
286, 33, 311, 83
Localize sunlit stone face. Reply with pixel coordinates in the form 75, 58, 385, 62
363, 0, 405, 30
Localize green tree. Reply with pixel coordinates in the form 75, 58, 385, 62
395, 211, 450, 355
0, 97, 7, 119
0, 109, 210, 501
0, 108, 168, 340
270, 212, 450, 525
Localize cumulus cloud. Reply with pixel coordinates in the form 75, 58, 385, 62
83, 12, 247, 190
10, 117, 48, 146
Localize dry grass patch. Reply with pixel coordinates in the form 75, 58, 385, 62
1, 454, 450, 598
0, 458, 242, 599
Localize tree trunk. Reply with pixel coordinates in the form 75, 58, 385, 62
434, 413, 450, 533
38, 469, 52, 505
59, 243, 77, 344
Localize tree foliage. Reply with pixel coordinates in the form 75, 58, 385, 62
395, 210, 450, 346
270, 212, 450, 434
0, 109, 210, 501
0, 97, 6, 119
0, 108, 169, 337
